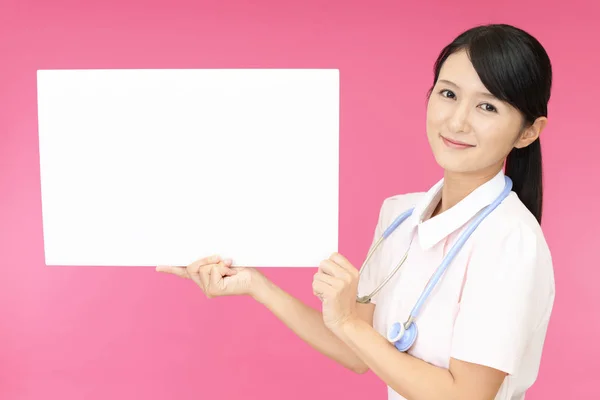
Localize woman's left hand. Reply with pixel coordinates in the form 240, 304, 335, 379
312, 252, 360, 333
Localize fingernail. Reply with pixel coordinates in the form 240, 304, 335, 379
223, 258, 233, 265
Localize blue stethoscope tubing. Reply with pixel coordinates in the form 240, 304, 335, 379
357, 176, 513, 352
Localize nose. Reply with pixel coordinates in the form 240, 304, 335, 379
448, 101, 472, 134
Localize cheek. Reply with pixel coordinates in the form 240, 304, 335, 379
474, 122, 519, 155
426, 102, 444, 134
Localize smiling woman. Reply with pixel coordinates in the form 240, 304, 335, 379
426, 27, 550, 223
157, 23, 555, 400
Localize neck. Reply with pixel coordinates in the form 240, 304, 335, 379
431, 166, 503, 218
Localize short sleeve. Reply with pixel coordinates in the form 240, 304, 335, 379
356, 199, 387, 304
450, 222, 552, 375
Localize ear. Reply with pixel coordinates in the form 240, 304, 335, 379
514, 116, 547, 149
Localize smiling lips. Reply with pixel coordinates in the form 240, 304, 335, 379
440, 135, 475, 149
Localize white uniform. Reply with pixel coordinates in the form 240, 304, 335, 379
357, 170, 555, 400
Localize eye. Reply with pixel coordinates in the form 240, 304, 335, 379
439, 89, 456, 99
479, 103, 498, 113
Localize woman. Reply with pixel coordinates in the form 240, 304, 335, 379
157, 23, 555, 400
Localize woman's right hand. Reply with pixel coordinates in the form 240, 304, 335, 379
156, 255, 263, 299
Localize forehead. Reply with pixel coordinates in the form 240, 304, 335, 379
437, 50, 489, 93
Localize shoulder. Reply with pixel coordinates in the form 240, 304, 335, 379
478, 192, 552, 265
467, 191, 555, 308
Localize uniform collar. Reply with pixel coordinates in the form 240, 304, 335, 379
409, 170, 507, 250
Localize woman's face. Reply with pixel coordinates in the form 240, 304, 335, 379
426, 50, 543, 177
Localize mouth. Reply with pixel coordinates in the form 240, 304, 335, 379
440, 135, 475, 149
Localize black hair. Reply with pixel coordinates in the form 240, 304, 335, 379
429, 24, 552, 224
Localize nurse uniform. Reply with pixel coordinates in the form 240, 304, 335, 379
357, 170, 555, 400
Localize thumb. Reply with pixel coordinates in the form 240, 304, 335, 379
208, 264, 230, 292
211, 263, 236, 281
221, 258, 237, 275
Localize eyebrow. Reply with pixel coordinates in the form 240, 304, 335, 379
437, 79, 497, 100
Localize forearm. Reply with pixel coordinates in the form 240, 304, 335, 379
253, 277, 368, 373
336, 318, 459, 400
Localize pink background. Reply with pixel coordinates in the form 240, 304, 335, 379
1, 0, 599, 399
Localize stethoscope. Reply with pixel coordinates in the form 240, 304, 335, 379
356, 176, 513, 352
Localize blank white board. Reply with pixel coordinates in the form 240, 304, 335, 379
37, 69, 339, 267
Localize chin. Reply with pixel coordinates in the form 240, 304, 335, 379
432, 153, 474, 174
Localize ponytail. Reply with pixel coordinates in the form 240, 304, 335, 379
505, 138, 543, 224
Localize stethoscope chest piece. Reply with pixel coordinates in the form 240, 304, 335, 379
387, 321, 418, 352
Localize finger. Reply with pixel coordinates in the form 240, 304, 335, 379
187, 264, 205, 290
312, 280, 332, 299
330, 252, 355, 273
191, 254, 222, 267
207, 264, 229, 296
156, 265, 190, 278
319, 259, 347, 278
313, 271, 339, 287
222, 258, 233, 267
199, 265, 211, 292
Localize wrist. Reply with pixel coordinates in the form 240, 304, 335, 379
249, 269, 274, 304
331, 313, 362, 340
